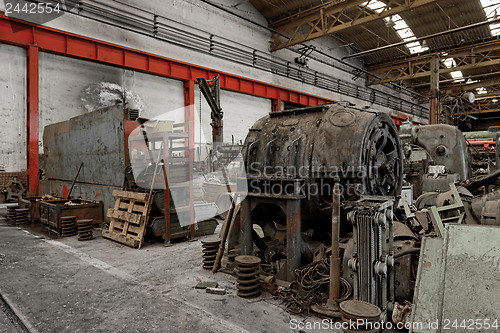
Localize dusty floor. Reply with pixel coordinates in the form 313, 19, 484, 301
0, 206, 343, 333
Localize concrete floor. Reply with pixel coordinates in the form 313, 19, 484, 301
0, 208, 339, 333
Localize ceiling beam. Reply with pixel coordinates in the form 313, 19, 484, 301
412, 71, 500, 90
269, 0, 435, 51
366, 38, 500, 85
454, 99, 500, 115
440, 78, 500, 95
475, 91, 500, 100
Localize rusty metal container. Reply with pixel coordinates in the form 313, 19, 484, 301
39, 199, 104, 234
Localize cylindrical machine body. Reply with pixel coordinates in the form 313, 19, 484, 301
242, 103, 403, 224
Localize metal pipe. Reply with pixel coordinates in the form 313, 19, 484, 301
240, 199, 253, 255
388, 208, 395, 312
329, 183, 341, 304
286, 199, 302, 281
343, 17, 500, 60
66, 162, 83, 199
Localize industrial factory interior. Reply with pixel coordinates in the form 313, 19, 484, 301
1, 0, 500, 332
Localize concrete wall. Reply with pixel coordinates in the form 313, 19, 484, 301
37, 52, 269, 160
39, 53, 186, 152
0, 0, 424, 118
0, 44, 26, 172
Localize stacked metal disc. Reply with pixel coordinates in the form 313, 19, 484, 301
339, 300, 382, 333
6, 205, 19, 224
60, 216, 77, 237
227, 248, 241, 262
225, 248, 241, 270
235, 255, 261, 298
76, 219, 93, 241
201, 239, 221, 270
15, 208, 30, 226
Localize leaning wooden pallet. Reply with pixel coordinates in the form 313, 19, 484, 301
102, 190, 152, 248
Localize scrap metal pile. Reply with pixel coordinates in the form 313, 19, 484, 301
278, 258, 352, 314
213, 103, 500, 325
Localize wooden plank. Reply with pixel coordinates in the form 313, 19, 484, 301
109, 218, 125, 228
123, 223, 142, 235
118, 202, 131, 210
121, 198, 136, 236
112, 190, 149, 201
108, 220, 125, 234
102, 230, 140, 248
138, 196, 153, 247
130, 203, 147, 213
107, 209, 143, 224
109, 198, 122, 232
117, 201, 146, 213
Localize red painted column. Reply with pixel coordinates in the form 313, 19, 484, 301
272, 99, 283, 112
27, 45, 39, 195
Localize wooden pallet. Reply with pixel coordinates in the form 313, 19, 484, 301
102, 190, 152, 248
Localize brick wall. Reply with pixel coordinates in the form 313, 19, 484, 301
0, 172, 28, 191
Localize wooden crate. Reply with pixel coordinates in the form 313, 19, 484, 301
39, 199, 104, 234
102, 190, 152, 248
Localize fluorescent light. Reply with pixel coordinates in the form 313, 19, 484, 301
477, 87, 488, 94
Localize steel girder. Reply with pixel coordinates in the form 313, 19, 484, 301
366, 39, 500, 86
270, 0, 435, 51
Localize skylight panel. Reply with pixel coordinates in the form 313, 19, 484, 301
363, 1, 429, 54
363, 0, 386, 13
443, 58, 464, 81
480, 0, 500, 36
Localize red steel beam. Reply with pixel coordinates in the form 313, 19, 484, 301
27, 45, 39, 195
0, 13, 330, 106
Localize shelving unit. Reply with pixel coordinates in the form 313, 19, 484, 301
129, 122, 195, 244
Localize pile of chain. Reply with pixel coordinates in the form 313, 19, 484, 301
278, 259, 331, 314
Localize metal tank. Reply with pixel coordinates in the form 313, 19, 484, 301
242, 103, 403, 225
236, 103, 403, 281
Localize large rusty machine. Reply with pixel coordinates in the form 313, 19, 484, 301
231, 103, 418, 319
